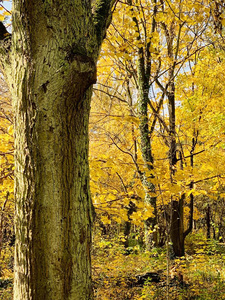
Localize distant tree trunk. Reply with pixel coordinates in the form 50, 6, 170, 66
0, 1, 116, 299
206, 204, 211, 239
183, 137, 196, 241
170, 196, 184, 257
137, 55, 157, 249
123, 83, 139, 249
167, 76, 185, 257
0, 193, 8, 269
183, 191, 194, 240
163, 20, 185, 257
128, 0, 158, 250
124, 201, 136, 248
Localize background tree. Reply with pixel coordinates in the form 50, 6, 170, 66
0, 74, 14, 278
90, 0, 225, 257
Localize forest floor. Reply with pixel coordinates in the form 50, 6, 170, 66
0, 232, 225, 299
92, 232, 225, 300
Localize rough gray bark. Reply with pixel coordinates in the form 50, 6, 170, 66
0, 0, 116, 299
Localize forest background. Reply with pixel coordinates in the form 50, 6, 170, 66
0, 0, 225, 299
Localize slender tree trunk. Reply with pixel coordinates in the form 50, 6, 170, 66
183, 138, 196, 240
132, 0, 158, 249
183, 191, 194, 239
170, 195, 184, 257
167, 82, 183, 256
167, 80, 184, 257
164, 19, 185, 256
137, 61, 157, 248
0, 1, 115, 299
0, 193, 8, 274
206, 204, 211, 239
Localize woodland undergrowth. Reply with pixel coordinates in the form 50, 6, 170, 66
92, 230, 225, 300
0, 230, 224, 299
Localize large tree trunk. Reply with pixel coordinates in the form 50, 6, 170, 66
0, 1, 115, 299
13, 85, 94, 300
